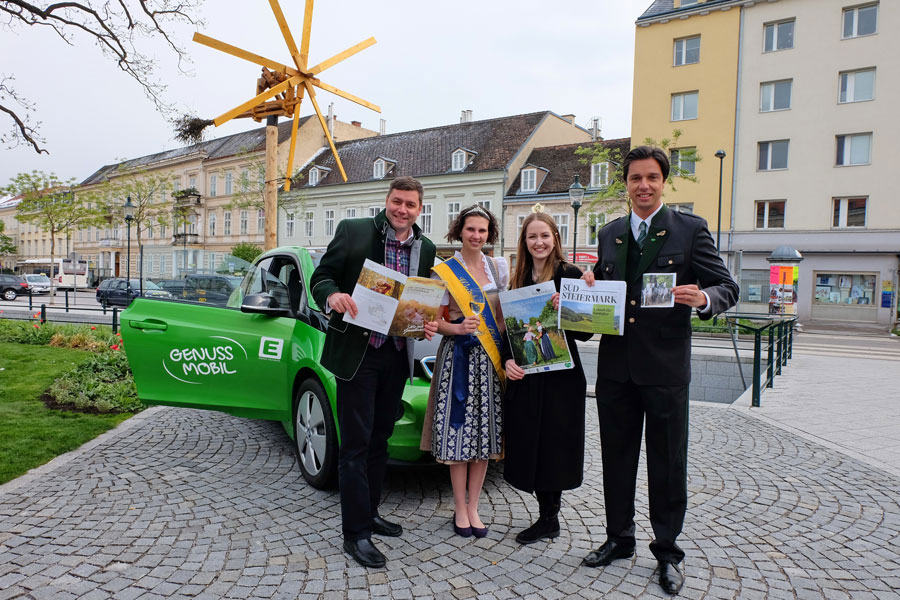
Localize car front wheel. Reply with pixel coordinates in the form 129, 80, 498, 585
2, 288, 16, 301
293, 378, 337, 489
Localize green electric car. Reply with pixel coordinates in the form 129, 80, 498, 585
120, 246, 436, 489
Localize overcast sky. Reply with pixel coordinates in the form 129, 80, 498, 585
1, 1, 649, 186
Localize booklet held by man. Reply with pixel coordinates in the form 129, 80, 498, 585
558, 278, 627, 336
343, 259, 445, 337
499, 282, 573, 375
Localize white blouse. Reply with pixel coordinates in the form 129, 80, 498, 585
437, 251, 510, 306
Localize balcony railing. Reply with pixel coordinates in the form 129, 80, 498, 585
98, 238, 124, 248
173, 232, 200, 246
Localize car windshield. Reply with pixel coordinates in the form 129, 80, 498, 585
131, 280, 161, 290
26, 275, 51, 284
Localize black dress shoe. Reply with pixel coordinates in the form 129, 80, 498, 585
658, 561, 685, 595
583, 539, 635, 567
515, 516, 560, 545
343, 538, 386, 568
372, 516, 403, 537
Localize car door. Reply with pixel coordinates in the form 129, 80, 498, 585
120, 254, 323, 422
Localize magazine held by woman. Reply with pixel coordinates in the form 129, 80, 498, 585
499, 282, 573, 374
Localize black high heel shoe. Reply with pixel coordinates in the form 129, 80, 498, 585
471, 524, 488, 538
452, 517, 472, 538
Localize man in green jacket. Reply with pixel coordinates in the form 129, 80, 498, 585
311, 176, 438, 568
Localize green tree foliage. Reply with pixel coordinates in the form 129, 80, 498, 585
229, 242, 263, 264
4, 170, 105, 292
0, 219, 15, 256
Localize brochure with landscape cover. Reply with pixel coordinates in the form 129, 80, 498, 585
343, 259, 445, 337
558, 278, 626, 336
499, 282, 573, 375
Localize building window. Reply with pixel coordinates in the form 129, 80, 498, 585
419, 203, 432, 234
209, 174, 218, 197
586, 213, 606, 246
145, 225, 153, 239
373, 159, 385, 179
758, 140, 789, 170
764, 19, 794, 52
671, 92, 698, 121
225, 172, 233, 195
673, 36, 700, 66
669, 148, 696, 175
258, 167, 265, 191
224, 211, 231, 235
189, 175, 197, 189
208, 211, 216, 236
836, 133, 871, 166
680, 0, 698, 5
257, 209, 264, 233
843, 3, 877, 39
304, 211, 314, 237
833, 196, 867, 227
308, 168, 319, 186
756, 200, 786, 229
325, 210, 335, 236
517, 214, 526, 236
240, 210, 248, 235
477, 199, 491, 211
553, 214, 569, 245
451, 150, 466, 172
345, 208, 357, 220
760, 80, 792, 111
521, 169, 537, 193
368, 206, 380, 218
839, 69, 875, 103
591, 162, 609, 187
448, 202, 460, 224
286, 212, 295, 238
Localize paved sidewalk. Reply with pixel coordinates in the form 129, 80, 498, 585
2, 347, 900, 598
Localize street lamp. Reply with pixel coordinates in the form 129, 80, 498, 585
714, 149, 726, 255
124, 196, 135, 296
568, 174, 585, 264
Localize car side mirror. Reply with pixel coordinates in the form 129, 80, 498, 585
240, 292, 291, 317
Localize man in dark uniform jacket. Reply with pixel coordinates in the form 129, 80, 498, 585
311, 176, 437, 568
584, 146, 738, 595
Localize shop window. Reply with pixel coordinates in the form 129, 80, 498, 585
814, 273, 875, 305
839, 69, 875, 103
674, 36, 700, 66
832, 196, 866, 227
760, 80, 792, 112
764, 19, 794, 52
756, 200, 785, 229
842, 3, 877, 39
740, 269, 770, 304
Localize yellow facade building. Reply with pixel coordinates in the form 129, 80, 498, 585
632, 0, 741, 245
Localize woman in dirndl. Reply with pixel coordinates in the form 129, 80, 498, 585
421, 204, 508, 539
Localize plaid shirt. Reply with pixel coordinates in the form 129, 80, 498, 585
369, 234, 412, 350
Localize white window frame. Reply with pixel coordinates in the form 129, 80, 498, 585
764, 19, 795, 52
419, 203, 432, 234
304, 211, 314, 237
239, 169, 249, 193
842, 3, 878, 39
835, 133, 872, 166
209, 174, 218, 197
521, 168, 537, 193
591, 162, 609, 187
373, 159, 385, 179
839, 69, 875, 103
553, 213, 569, 245
669, 148, 696, 176
257, 209, 264, 233
447, 202, 460, 225
286, 212, 295, 238
760, 79, 792, 112
758, 140, 790, 171
517, 214, 527, 237
673, 35, 700, 66
832, 196, 867, 228
345, 207, 357, 220
223, 211, 231, 235
208, 211, 216, 236
225, 171, 233, 196
240, 210, 248, 235
451, 150, 466, 172
477, 199, 491, 211
368, 206, 380, 218
671, 92, 698, 121
308, 168, 319, 186
325, 209, 335, 236
755, 200, 786, 229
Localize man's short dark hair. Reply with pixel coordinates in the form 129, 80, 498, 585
623, 146, 670, 181
387, 176, 424, 204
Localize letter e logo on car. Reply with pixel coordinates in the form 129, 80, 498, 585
259, 337, 284, 361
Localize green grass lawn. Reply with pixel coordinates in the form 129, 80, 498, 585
0, 342, 133, 485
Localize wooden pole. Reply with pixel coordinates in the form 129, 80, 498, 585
265, 115, 278, 251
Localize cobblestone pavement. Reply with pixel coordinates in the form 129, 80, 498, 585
2, 397, 900, 600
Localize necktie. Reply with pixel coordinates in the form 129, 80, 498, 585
637, 221, 648, 248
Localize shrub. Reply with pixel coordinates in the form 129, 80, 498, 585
48, 351, 142, 413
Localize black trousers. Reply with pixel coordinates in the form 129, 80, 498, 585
595, 376, 689, 564
336, 342, 408, 541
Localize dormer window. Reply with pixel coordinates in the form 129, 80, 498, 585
521, 168, 537, 193
374, 159, 385, 179
591, 162, 609, 188
308, 168, 320, 186
452, 150, 466, 172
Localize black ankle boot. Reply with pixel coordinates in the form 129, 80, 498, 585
516, 490, 562, 545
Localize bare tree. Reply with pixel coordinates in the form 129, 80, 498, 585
0, 0, 203, 154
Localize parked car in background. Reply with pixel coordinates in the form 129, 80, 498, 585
120, 246, 438, 490
154, 279, 185, 297
183, 274, 243, 305
23, 274, 53, 295
96, 278, 172, 307
0, 274, 30, 301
